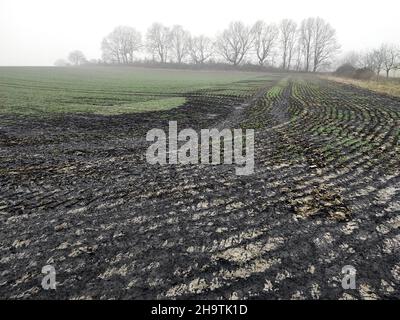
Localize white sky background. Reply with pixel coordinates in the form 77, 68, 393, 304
0, 0, 399, 66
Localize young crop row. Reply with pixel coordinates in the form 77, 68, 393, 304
242, 76, 400, 223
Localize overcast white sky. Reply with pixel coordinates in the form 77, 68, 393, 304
0, 0, 399, 66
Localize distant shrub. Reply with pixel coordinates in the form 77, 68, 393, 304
335, 64, 375, 80
353, 68, 375, 80
335, 64, 356, 77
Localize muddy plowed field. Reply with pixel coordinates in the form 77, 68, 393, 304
0, 75, 399, 299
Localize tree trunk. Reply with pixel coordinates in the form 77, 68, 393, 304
305, 48, 310, 72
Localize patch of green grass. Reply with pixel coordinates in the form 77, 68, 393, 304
88, 97, 187, 115
266, 79, 287, 99
3, 97, 187, 115
0, 66, 269, 115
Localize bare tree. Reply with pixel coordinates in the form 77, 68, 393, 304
188, 35, 214, 64
372, 48, 385, 79
312, 17, 339, 72
68, 50, 86, 66
252, 21, 278, 66
169, 25, 191, 63
299, 18, 315, 72
101, 26, 142, 64
216, 21, 253, 66
293, 38, 304, 71
269, 50, 279, 68
341, 51, 362, 68
357, 48, 385, 80
381, 44, 399, 78
279, 19, 297, 70
360, 50, 375, 69
287, 27, 298, 70
146, 23, 171, 63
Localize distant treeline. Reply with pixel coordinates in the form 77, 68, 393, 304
56, 17, 341, 73
337, 45, 400, 79
58, 60, 292, 73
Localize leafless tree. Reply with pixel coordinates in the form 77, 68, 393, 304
287, 28, 299, 70
146, 23, 171, 63
101, 26, 142, 64
251, 21, 278, 66
268, 50, 279, 68
357, 48, 385, 80
341, 51, 362, 68
293, 38, 304, 71
381, 44, 399, 78
169, 25, 191, 63
372, 48, 385, 78
279, 19, 297, 70
312, 17, 339, 72
360, 51, 375, 69
299, 18, 315, 72
68, 50, 86, 66
188, 35, 214, 64
216, 21, 253, 66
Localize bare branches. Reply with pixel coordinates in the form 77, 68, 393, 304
146, 23, 171, 63
252, 21, 278, 66
336, 45, 400, 80
341, 51, 362, 68
68, 50, 86, 66
381, 44, 399, 78
170, 25, 191, 63
279, 19, 297, 70
101, 26, 142, 64
299, 18, 315, 72
312, 18, 340, 72
70, 18, 345, 71
216, 21, 253, 66
188, 35, 214, 64
359, 49, 384, 79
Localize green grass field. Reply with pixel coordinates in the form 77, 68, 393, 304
0, 67, 272, 115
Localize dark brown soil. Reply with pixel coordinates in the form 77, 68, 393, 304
0, 76, 399, 299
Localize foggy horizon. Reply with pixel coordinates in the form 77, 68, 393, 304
0, 0, 400, 66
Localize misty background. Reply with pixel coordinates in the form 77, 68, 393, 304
0, 0, 399, 66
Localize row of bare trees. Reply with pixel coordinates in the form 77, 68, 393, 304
341, 44, 400, 78
96, 18, 339, 72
